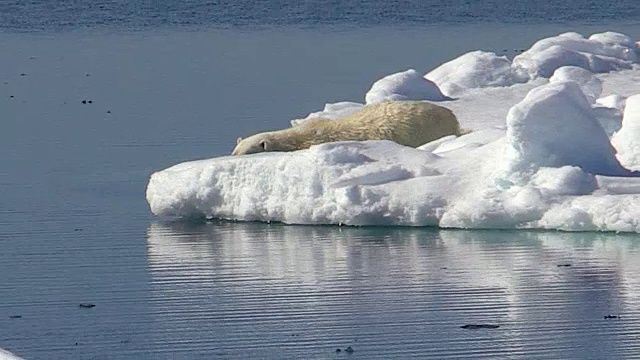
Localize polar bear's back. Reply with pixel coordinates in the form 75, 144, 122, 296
336, 100, 460, 148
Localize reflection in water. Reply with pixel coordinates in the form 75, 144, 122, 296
147, 222, 640, 359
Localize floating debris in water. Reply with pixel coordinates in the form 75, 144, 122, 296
78, 303, 96, 308
460, 324, 500, 329
557, 263, 572, 267
604, 315, 620, 319
336, 346, 354, 353
9, 315, 22, 319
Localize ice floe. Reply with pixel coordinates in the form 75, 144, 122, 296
147, 31, 640, 232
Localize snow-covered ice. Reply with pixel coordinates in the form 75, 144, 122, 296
147, 31, 640, 232
0, 348, 24, 360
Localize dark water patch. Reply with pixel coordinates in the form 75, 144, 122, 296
460, 324, 500, 329
1, 0, 639, 33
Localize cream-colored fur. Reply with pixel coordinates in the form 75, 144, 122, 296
232, 100, 461, 155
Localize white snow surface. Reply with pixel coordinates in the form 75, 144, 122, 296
147, 31, 640, 232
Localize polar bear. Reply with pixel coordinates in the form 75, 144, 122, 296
232, 100, 461, 155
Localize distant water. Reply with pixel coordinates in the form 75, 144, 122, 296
1, 0, 639, 32
2, 1, 640, 359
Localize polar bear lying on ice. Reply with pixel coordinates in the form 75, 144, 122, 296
232, 100, 461, 155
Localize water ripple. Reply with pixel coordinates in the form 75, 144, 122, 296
137, 223, 640, 359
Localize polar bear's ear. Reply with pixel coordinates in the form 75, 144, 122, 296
259, 139, 268, 151
237, 137, 243, 145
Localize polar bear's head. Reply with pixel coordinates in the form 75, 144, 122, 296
232, 132, 280, 155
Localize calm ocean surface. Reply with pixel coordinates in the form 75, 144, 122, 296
2, 1, 640, 359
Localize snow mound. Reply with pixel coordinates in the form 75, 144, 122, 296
364, 69, 449, 104
549, 66, 603, 103
426, 51, 525, 97
513, 31, 637, 79
612, 94, 640, 170
424, 31, 637, 97
504, 81, 628, 178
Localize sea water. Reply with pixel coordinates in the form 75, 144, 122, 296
1, 1, 640, 359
